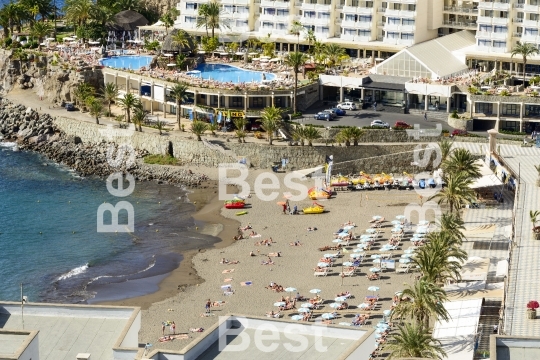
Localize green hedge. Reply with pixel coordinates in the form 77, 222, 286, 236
499, 129, 526, 136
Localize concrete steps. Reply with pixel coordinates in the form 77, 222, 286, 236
408, 109, 450, 121
474, 300, 502, 359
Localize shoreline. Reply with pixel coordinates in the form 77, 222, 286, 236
95, 181, 240, 310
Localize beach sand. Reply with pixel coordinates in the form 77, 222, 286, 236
137, 168, 435, 351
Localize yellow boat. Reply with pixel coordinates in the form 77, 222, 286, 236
330, 176, 349, 187
303, 203, 325, 214
308, 187, 332, 200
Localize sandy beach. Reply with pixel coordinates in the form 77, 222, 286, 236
136, 167, 435, 350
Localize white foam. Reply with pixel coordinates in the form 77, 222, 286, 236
57, 263, 89, 281
0, 142, 17, 148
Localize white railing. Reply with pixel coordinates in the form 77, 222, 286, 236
399, 10, 416, 18
523, 19, 539, 26
358, 7, 374, 14
492, 32, 508, 40
383, 37, 399, 44
301, 2, 316, 10
357, 21, 371, 29
443, 6, 478, 14
259, 13, 275, 21
492, 17, 509, 25
314, 31, 330, 39
401, 24, 415, 32
356, 35, 371, 41
398, 38, 414, 45
493, 2, 510, 11
383, 23, 400, 31
385, 8, 399, 16
443, 20, 477, 28
475, 31, 491, 38
477, 16, 493, 23
181, 7, 198, 15
400, 0, 417, 4
491, 46, 507, 53
521, 33, 538, 42
342, 5, 357, 13
340, 33, 355, 40
523, 4, 540, 12
341, 19, 357, 26
477, 2, 493, 10
315, 4, 331, 11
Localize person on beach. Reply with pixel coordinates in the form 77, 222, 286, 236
171, 321, 176, 335
162, 323, 166, 335
250, 251, 255, 256
205, 299, 211, 313
282, 203, 287, 214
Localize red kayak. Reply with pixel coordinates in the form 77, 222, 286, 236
225, 202, 245, 209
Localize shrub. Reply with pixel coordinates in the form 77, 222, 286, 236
499, 129, 526, 136
450, 109, 459, 119
143, 154, 179, 165
4, 38, 12, 47
527, 300, 540, 310
392, 126, 408, 131
362, 126, 388, 130
442, 129, 450, 134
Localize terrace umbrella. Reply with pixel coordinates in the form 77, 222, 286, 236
350, 254, 362, 259
353, 249, 364, 253
167, 64, 176, 67
343, 262, 354, 266
298, 308, 311, 313
324, 254, 335, 258
163, 53, 174, 57
235, 52, 244, 56
391, 220, 401, 225
332, 239, 343, 243
198, 50, 206, 54
310, 289, 321, 294
248, 52, 258, 55
368, 286, 380, 292
370, 254, 381, 259
285, 287, 297, 293
366, 229, 376, 234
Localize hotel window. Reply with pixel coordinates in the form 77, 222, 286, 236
366, 1, 373, 8
392, 3, 401, 10
345, 14, 355, 21
210, 95, 218, 107
359, 15, 372, 22
358, 29, 370, 37
238, 6, 249, 13
533, 0, 540, 5
231, 97, 243, 108
344, 28, 356, 35
236, 20, 247, 28
531, 13, 539, 21
484, 10, 493, 17
493, 41, 506, 48
324, 0, 331, 4
186, 3, 197, 9
318, 12, 330, 19
525, 28, 538, 35
406, 4, 415, 11
478, 39, 491, 46
401, 33, 413, 39
262, 21, 273, 29
351, 0, 359, 6
494, 26, 507, 33
251, 97, 265, 108
304, 11, 316, 18
264, 8, 276, 15
386, 31, 399, 39
516, 12, 523, 22
185, 16, 196, 23
315, 26, 329, 34
479, 25, 492, 32
526, 104, 540, 117
475, 103, 493, 114
223, 5, 233, 13
502, 104, 519, 117
402, 18, 414, 26
277, 9, 289, 16
388, 17, 400, 24
276, 23, 287, 30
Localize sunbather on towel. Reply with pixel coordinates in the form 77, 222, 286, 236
159, 336, 173, 342
336, 291, 351, 298
189, 328, 204, 332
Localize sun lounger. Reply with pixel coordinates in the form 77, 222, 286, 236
314, 271, 328, 277
396, 264, 411, 273
340, 269, 355, 277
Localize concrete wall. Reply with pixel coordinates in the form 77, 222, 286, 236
18, 332, 39, 360
345, 330, 376, 360
0, 303, 135, 319
119, 310, 141, 348
0, 330, 39, 360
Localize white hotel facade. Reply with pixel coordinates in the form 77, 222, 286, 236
174, 0, 540, 69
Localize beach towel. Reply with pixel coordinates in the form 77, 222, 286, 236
241, 281, 252, 286
172, 334, 189, 340
250, 234, 261, 238
224, 278, 233, 282
222, 269, 234, 274
189, 328, 204, 332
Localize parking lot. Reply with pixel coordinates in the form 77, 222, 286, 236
294, 103, 455, 131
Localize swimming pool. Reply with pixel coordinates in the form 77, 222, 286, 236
193, 63, 276, 83
100, 56, 153, 70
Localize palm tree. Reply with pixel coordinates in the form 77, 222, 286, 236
292, 125, 306, 146
72, 83, 94, 110
349, 127, 365, 145
191, 120, 208, 141
132, 107, 145, 132
64, 0, 93, 29
171, 30, 191, 51
336, 127, 352, 146
234, 128, 246, 142
30, 21, 53, 49
102, 83, 118, 117
438, 138, 453, 164
387, 323, 447, 360
197, 0, 228, 38
303, 125, 321, 146
305, 29, 316, 51
443, 148, 481, 179
324, 43, 348, 69
160, 8, 179, 34
289, 20, 303, 50
117, 93, 138, 124
87, 97, 103, 124
437, 212, 465, 244
233, 118, 248, 142
393, 279, 450, 329
511, 42, 540, 84
284, 51, 307, 114
429, 171, 476, 213
259, 106, 282, 145
169, 83, 189, 130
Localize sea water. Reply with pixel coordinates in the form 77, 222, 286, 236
0, 143, 218, 303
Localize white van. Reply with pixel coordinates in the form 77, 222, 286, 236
337, 102, 357, 110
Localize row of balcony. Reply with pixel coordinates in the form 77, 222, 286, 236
260, 0, 291, 7
514, 3, 540, 12
383, 23, 415, 31
341, 19, 372, 28
340, 33, 372, 41
476, 31, 510, 40
477, 1, 510, 11
476, 45, 507, 53
300, 3, 331, 11
383, 37, 414, 46
441, 20, 477, 29
443, 6, 478, 14
302, 17, 332, 25
477, 16, 510, 25
384, 8, 416, 18
259, 13, 290, 20
341, 5, 373, 14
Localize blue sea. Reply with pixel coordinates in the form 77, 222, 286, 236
0, 142, 218, 303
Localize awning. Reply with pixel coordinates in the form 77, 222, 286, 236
496, 260, 509, 277
460, 257, 489, 281
470, 159, 503, 189
294, 166, 324, 177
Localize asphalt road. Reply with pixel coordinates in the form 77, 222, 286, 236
294, 104, 456, 132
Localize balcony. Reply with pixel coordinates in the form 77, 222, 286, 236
357, 21, 372, 29
476, 16, 492, 24
398, 38, 414, 45
314, 31, 330, 39
259, 13, 275, 21
181, 7, 198, 14
341, 19, 356, 27
315, 4, 331, 11
383, 37, 399, 45
400, 10, 416, 17
400, 0, 417, 4
260, 0, 290, 7
384, 23, 400, 31
442, 20, 477, 29
385, 8, 399, 16
491, 32, 508, 40
522, 33, 539, 42
340, 33, 355, 40
357, 35, 371, 41
493, 2, 510, 11
524, 19, 539, 26
230, 25, 250, 32
302, 17, 331, 26
342, 6, 374, 14
514, 17, 524, 23
301, 2, 316, 10
492, 17, 509, 25
179, 22, 198, 29
475, 31, 491, 39
523, 4, 540, 13
476, 45, 507, 53
443, 6, 478, 14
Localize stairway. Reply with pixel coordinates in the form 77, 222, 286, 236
474, 300, 502, 359
408, 109, 450, 121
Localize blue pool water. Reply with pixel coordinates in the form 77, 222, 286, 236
193, 63, 276, 83
100, 56, 153, 70
0, 143, 219, 303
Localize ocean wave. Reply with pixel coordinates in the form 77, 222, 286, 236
85, 258, 156, 286
0, 142, 17, 148
57, 263, 89, 281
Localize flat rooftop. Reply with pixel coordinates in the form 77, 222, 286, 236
197, 327, 358, 360
0, 332, 28, 356
0, 303, 140, 360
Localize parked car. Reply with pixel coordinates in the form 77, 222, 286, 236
65, 102, 75, 111
247, 120, 262, 132
314, 112, 331, 121
337, 102, 357, 110
331, 107, 347, 116
322, 109, 338, 119
394, 121, 412, 129
370, 119, 390, 128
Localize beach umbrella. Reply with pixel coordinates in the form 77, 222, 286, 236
332, 239, 343, 243
329, 303, 341, 309
374, 333, 383, 339
401, 254, 413, 258
298, 308, 311, 313
399, 258, 411, 264
248, 52, 258, 55
383, 310, 392, 317
372, 259, 381, 264
395, 291, 403, 296
335, 296, 347, 302
235, 52, 244, 56
260, 55, 271, 59
285, 287, 297, 292
343, 262, 354, 266
416, 228, 428, 234
369, 267, 381, 273
343, 225, 355, 230
291, 315, 303, 321
396, 215, 406, 220
197, 50, 206, 54
360, 238, 372, 243
377, 323, 390, 330
317, 262, 329, 267
321, 313, 335, 320
366, 229, 376, 234
324, 254, 335, 258
301, 303, 313, 308
309, 289, 321, 294
372, 215, 382, 220
418, 220, 430, 226
353, 248, 364, 253
370, 254, 381, 259
391, 220, 401, 225
404, 249, 415, 254
338, 232, 350, 238
167, 63, 176, 67
163, 53, 173, 57
274, 302, 285, 307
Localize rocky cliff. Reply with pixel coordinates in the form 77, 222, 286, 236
0, 49, 103, 105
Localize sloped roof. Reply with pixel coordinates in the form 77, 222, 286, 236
107, 10, 149, 31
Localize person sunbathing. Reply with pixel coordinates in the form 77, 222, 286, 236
313, 266, 327, 272
249, 231, 258, 237
261, 259, 274, 265
307, 227, 317, 231
212, 301, 226, 307
240, 225, 252, 231
336, 291, 351, 298
289, 241, 302, 246
302, 312, 311, 321
159, 335, 173, 342
220, 258, 229, 264
233, 234, 244, 241
318, 246, 331, 251
337, 302, 348, 310
366, 273, 380, 281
